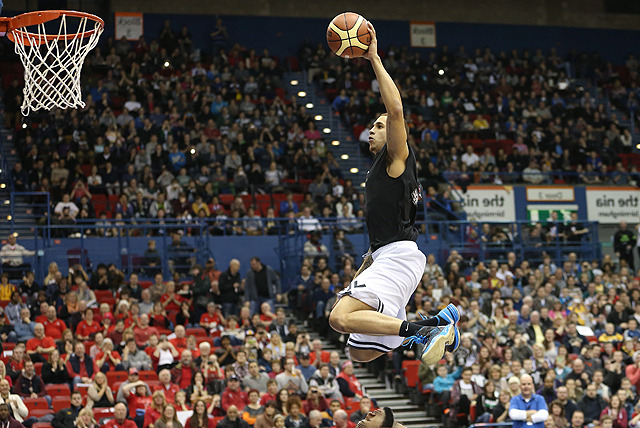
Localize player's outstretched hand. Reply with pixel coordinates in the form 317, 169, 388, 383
362, 21, 378, 61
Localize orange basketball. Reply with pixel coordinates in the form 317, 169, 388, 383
326, 12, 371, 59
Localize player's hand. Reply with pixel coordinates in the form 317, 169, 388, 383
362, 21, 378, 61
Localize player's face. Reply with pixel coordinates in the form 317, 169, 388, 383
369, 116, 387, 154
356, 408, 386, 428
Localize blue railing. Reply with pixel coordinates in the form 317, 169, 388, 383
1, 216, 601, 286
430, 219, 601, 266
443, 170, 640, 185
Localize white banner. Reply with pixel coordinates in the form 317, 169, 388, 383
459, 186, 516, 222
116, 12, 144, 41
526, 186, 575, 202
586, 187, 640, 224
410, 21, 436, 48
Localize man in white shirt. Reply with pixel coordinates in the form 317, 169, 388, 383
461, 145, 480, 168
0, 234, 35, 277
53, 194, 79, 218
297, 207, 321, 232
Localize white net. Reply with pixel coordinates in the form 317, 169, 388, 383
10, 13, 103, 116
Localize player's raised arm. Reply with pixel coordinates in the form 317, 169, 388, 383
363, 22, 408, 162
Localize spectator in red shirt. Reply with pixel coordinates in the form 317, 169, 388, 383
26, 323, 56, 363
123, 380, 151, 425
104, 402, 137, 428
95, 338, 123, 372
34, 302, 48, 324
260, 379, 279, 406
221, 374, 249, 412
133, 314, 159, 347
42, 306, 67, 340
160, 281, 183, 313
75, 307, 102, 340
142, 390, 166, 428
66, 342, 98, 388
171, 349, 199, 390
200, 302, 225, 332
153, 369, 180, 404
309, 340, 330, 368
169, 325, 187, 353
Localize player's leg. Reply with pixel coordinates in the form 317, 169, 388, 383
348, 347, 385, 363
329, 295, 404, 336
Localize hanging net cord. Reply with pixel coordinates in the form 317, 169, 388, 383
11, 14, 103, 115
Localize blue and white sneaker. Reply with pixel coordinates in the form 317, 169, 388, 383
403, 324, 457, 365
436, 303, 460, 325
416, 310, 460, 353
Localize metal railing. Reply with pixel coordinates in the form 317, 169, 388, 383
442, 170, 640, 186
429, 219, 601, 266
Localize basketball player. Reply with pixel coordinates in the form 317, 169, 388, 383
328, 22, 459, 365
356, 407, 405, 428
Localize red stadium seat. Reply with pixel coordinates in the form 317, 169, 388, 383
402, 360, 421, 388
45, 383, 71, 397
106, 370, 128, 388
32, 422, 54, 428
93, 407, 115, 420
52, 396, 71, 412
30, 409, 54, 419
34, 362, 43, 376
24, 397, 49, 411
139, 370, 158, 382
186, 327, 207, 337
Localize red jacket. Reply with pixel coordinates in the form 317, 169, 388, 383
221, 387, 249, 411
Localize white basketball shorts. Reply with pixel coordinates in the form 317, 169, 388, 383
336, 240, 426, 353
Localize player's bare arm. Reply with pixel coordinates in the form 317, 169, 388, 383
363, 22, 408, 177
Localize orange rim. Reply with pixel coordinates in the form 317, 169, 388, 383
0, 10, 104, 46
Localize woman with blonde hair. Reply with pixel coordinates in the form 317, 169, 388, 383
86, 371, 114, 409
143, 390, 167, 428
75, 408, 98, 428
44, 262, 59, 286
154, 404, 183, 428
266, 332, 285, 360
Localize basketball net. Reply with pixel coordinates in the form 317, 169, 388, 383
10, 13, 103, 116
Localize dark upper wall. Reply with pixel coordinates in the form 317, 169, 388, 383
5, 0, 640, 31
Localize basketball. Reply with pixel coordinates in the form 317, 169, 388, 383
326, 12, 371, 59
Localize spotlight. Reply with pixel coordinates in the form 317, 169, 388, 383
163, 61, 170, 68
350, 168, 359, 174
331, 140, 340, 146
21, 123, 27, 129
341, 154, 349, 160
323, 128, 331, 134
290, 80, 299, 86
314, 115, 323, 121
306, 103, 314, 109
360, 182, 366, 187
297, 91, 307, 97
0, 184, 5, 189
438, 69, 445, 76
3, 200, 9, 205
6, 215, 11, 221
190, 148, 196, 154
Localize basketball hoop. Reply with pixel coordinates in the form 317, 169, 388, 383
0, 10, 104, 116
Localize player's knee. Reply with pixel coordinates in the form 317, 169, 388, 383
329, 310, 348, 334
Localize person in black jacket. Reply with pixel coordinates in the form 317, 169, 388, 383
577, 383, 606, 425
613, 221, 636, 270
52, 391, 84, 428
41, 349, 71, 385
218, 259, 242, 317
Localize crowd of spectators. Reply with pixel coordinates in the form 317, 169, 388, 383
3, 12, 640, 428
300, 41, 640, 192
0, 246, 380, 428
1, 16, 361, 238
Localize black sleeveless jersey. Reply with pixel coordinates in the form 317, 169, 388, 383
365, 143, 421, 252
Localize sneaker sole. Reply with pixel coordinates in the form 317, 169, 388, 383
447, 325, 460, 353
421, 325, 455, 365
